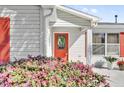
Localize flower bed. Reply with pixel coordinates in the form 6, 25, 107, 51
117, 61, 124, 70
0, 55, 110, 87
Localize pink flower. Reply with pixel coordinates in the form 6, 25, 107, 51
6, 66, 16, 72
23, 80, 31, 87
7, 78, 12, 83
41, 80, 48, 86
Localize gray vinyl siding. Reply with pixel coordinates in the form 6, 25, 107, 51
0, 5, 42, 61
54, 9, 91, 27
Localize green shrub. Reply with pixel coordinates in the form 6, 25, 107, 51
0, 55, 110, 87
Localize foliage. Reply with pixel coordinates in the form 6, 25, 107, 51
104, 56, 118, 64
117, 61, 124, 66
0, 55, 110, 87
117, 61, 124, 70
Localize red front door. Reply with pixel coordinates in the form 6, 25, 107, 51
0, 17, 10, 64
54, 33, 68, 61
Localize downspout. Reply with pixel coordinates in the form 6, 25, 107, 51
40, 6, 44, 56
45, 8, 53, 17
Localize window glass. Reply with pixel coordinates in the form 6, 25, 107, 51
107, 45, 119, 55
93, 33, 105, 43
93, 33, 120, 56
93, 45, 105, 55
107, 33, 119, 43
58, 35, 65, 49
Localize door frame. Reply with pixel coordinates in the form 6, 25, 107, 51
53, 32, 69, 60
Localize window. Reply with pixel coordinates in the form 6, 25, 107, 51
58, 35, 65, 49
107, 33, 119, 43
107, 33, 119, 55
93, 33, 105, 55
107, 45, 119, 55
93, 33, 105, 43
93, 45, 105, 55
92, 33, 120, 56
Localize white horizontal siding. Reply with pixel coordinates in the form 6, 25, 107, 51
10, 17, 40, 21
0, 5, 42, 62
0, 5, 40, 9
53, 9, 90, 27
10, 51, 40, 61
10, 39, 39, 43
10, 24, 40, 29
11, 32, 40, 36
10, 36, 39, 40
10, 29, 40, 33
0, 9, 40, 14
11, 47, 39, 52
10, 43, 39, 48
10, 21, 40, 25
0, 8, 39, 15
10, 52, 40, 57
93, 28, 124, 33
10, 14, 40, 17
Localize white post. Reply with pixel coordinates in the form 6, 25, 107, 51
46, 26, 52, 57
43, 7, 54, 57
42, 8, 49, 57
86, 29, 92, 65
43, 17, 52, 57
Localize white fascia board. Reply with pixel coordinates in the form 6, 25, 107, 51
56, 5, 100, 22
42, 5, 55, 9
96, 24, 124, 28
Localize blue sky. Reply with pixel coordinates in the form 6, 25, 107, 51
66, 5, 124, 23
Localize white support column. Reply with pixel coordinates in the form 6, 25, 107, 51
43, 6, 55, 57
46, 26, 52, 57
44, 17, 52, 57
41, 7, 49, 57
86, 29, 92, 65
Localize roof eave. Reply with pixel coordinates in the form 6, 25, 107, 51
56, 5, 100, 22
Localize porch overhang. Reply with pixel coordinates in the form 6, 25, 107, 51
56, 5, 100, 22
54, 6, 100, 31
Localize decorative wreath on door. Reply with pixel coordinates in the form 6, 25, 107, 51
58, 35, 65, 49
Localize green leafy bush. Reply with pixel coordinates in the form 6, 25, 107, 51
0, 55, 110, 87
104, 56, 118, 64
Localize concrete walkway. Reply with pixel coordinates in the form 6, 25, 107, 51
93, 67, 124, 87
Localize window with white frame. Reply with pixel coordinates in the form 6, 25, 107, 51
93, 33, 105, 55
107, 33, 119, 55
92, 33, 120, 56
